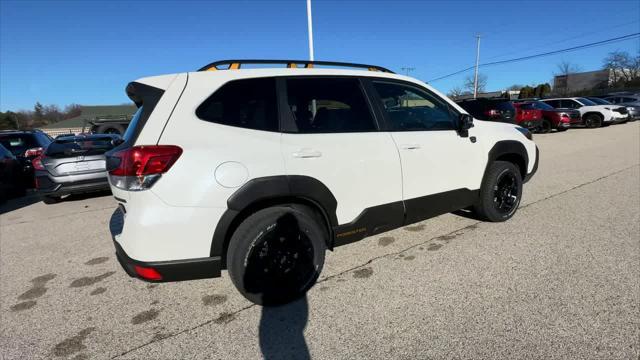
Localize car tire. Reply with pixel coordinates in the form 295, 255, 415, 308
227, 205, 327, 306
584, 114, 603, 128
96, 124, 125, 135
473, 161, 523, 222
539, 119, 552, 133
42, 195, 62, 204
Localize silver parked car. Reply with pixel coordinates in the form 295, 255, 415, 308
602, 94, 640, 120
33, 134, 119, 203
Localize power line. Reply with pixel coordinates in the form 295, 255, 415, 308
428, 32, 640, 83
484, 19, 640, 62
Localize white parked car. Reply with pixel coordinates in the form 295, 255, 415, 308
106, 60, 539, 305
541, 97, 628, 128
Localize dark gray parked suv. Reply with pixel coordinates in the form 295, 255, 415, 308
33, 134, 118, 203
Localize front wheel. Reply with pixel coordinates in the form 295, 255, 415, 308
227, 205, 326, 306
473, 161, 523, 222
584, 114, 603, 128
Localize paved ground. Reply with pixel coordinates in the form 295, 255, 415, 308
1, 123, 639, 360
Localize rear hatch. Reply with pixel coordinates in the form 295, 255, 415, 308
105, 73, 188, 202
483, 100, 515, 123
43, 136, 116, 176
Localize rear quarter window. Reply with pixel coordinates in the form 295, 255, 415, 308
196, 77, 278, 132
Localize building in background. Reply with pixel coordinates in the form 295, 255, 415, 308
553, 69, 612, 95
39, 104, 136, 136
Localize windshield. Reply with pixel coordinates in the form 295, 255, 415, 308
0, 134, 38, 156
576, 98, 597, 106
587, 97, 611, 105
45, 136, 116, 158
122, 106, 143, 143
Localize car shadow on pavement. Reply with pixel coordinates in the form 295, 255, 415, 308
259, 296, 310, 360
61, 190, 112, 203
0, 193, 41, 215
451, 208, 483, 221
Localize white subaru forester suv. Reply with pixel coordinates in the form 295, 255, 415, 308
107, 60, 539, 305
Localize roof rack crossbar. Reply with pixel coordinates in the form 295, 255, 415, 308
197, 59, 394, 73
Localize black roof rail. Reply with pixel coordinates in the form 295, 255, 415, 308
197, 59, 394, 73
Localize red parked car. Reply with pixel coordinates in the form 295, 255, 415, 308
514, 101, 581, 133
512, 102, 543, 130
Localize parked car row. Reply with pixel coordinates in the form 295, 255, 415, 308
0, 129, 118, 203
455, 94, 638, 133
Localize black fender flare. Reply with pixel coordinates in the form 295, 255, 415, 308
210, 175, 338, 260
485, 140, 529, 179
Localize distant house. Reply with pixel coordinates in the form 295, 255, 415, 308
39, 104, 136, 136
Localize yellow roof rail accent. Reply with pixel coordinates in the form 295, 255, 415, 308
197, 60, 394, 73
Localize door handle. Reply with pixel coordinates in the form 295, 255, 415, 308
400, 144, 421, 150
292, 149, 322, 158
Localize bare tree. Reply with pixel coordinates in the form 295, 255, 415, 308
506, 84, 524, 91
555, 61, 582, 76
603, 51, 640, 83
463, 73, 488, 93
447, 86, 467, 98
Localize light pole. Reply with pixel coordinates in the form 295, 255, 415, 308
473, 34, 481, 99
307, 0, 314, 61
401, 67, 415, 76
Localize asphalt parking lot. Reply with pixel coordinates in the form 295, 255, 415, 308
1, 123, 639, 360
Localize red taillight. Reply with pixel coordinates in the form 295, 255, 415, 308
24, 147, 43, 158
484, 109, 500, 117
134, 265, 163, 281
108, 145, 182, 191
32, 156, 45, 170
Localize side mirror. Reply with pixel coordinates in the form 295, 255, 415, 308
458, 114, 474, 137
459, 113, 474, 130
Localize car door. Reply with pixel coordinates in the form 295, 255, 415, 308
367, 79, 485, 224
279, 76, 403, 236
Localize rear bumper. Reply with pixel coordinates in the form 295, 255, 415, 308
109, 206, 222, 282
36, 172, 110, 196
523, 146, 539, 183
114, 240, 221, 282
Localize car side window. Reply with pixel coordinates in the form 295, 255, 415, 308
284, 77, 376, 133
196, 77, 278, 132
622, 97, 636, 103
547, 100, 560, 108
373, 81, 457, 131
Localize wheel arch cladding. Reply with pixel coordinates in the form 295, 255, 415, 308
210, 176, 338, 263
487, 140, 528, 178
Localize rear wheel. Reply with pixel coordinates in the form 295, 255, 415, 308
473, 161, 523, 222
584, 114, 602, 128
538, 119, 552, 133
227, 205, 326, 306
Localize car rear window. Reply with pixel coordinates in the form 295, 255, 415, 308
490, 100, 515, 111
45, 137, 116, 158
0, 134, 38, 156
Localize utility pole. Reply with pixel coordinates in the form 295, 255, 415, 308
307, 0, 314, 61
473, 34, 481, 99
401, 67, 415, 76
